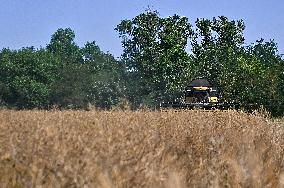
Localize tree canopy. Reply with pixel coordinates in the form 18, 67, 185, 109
0, 11, 283, 116
0, 28, 125, 109
116, 11, 193, 104
116, 11, 284, 116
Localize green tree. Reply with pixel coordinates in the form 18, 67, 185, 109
82, 41, 126, 109
0, 47, 59, 108
190, 16, 245, 99
47, 28, 82, 64
49, 34, 126, 109
50, 63, 92, 109
242, 40, 284, 116
117, 12, 284, 116
116, 11, 193, 106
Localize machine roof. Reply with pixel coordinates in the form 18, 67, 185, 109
188, 79, 212, 87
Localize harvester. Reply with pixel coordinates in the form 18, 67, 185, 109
160, 78, 239, 110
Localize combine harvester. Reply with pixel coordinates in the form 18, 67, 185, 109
160, 78, 239, 111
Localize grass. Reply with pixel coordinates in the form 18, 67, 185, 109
0, 109, 283, 187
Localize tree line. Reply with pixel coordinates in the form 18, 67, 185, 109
0, 28, 125, 109
0, 11, 284, 116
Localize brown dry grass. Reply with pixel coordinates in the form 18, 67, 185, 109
0, 110, 283, 188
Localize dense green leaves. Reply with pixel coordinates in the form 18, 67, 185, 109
239, 40, 284, 115
0, 29, 125, 109
116, 11, 193, 105
117, 11, 284, 116
0, 12, 283, 116
0, 47, 58, 108
47, 28, 83, 64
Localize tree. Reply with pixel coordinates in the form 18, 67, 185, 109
116, 11, 193, 106
117, 12, 284, 116
190, 16, 246, 99
47, 28, 82, 64
48, 33, 126, 109
82, 41, 126, 109
242, 40, 284, 116
0, 47, 59, 108
50, 63, 92, 109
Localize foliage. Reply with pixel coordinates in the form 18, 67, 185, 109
47, 28, 83, 64
116, 11, 193, 106
0, 29, 125, 109
82, 41, 126, 109
0, 12, 283, 116
239, 40, 284, 115
117, 11, 284, 116
50, 63, 92, 109
189, 16, 246, 98
0, 47, 59, 108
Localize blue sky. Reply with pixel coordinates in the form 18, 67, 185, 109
0, 0, 283, 58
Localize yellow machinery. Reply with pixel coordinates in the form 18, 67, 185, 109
160, 78, 239, 110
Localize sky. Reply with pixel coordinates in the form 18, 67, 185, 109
0, 0, 284, 58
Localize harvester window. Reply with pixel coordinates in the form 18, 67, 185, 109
193, 91, 209, 102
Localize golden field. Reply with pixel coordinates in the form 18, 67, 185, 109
0, 110, 283, 188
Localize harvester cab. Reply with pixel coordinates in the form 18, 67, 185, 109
185, 86, 218, 104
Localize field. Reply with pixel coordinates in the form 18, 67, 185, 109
0, 110, 283, 187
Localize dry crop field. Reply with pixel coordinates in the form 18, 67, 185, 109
0, 110, 283, 188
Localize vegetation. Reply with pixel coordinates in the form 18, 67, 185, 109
0, 10, 284, 115
116, 11, 284, 116
0, 29, 125, 110
0, 109, 283, 187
